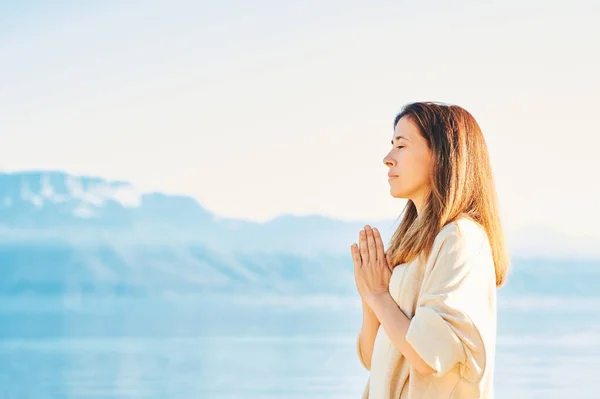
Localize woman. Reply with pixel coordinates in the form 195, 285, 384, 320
351, 102, 510, 398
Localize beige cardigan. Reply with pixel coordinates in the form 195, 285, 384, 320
357, 218, 497, 398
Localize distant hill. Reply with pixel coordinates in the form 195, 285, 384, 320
0, 170, 598, 297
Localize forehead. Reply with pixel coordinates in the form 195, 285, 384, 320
391, 116, 419, 141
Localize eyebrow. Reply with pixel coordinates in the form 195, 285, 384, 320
391, 135, 409, 145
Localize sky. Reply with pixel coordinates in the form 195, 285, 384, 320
1, 0, 599, 240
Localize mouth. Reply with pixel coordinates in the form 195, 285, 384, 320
388, 176, 398, 181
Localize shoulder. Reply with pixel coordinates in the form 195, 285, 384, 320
421, 217, 495, 292
430, 217, 490, 263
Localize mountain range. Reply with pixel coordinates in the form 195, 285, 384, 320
0, 170, 598, 297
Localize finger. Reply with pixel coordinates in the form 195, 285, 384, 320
351, 243, 361, 269
365, 226, 377, 262
373, 228, 385, 262
359, 229, 369, 265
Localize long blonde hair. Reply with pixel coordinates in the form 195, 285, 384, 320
387, 102, 510, 287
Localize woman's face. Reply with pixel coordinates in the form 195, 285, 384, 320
383, 116, 434, 212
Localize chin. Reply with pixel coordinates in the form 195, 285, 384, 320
389, 188, 409, 199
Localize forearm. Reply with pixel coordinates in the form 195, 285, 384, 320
366, 292, 436, 375
358, 298, 380, 370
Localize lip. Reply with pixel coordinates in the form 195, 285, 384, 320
388, 176, 398, 181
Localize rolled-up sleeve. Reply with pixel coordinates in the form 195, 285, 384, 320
404, 225, 494, 382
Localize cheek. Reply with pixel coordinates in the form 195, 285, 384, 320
397, 153, 424, 179
394, 153, 431, 189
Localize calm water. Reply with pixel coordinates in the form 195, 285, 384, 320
0, 294, 598, 398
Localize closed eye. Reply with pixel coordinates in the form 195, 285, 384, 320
396, 146, 404, 149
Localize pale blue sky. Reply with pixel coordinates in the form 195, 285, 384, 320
1, 0, 599, 240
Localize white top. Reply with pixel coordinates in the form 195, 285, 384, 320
357, 217, 498, 398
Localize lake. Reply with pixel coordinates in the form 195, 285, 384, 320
0, 293, 598, 398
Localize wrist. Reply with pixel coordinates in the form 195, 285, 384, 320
364, 290, 391, 310
362, 299, 377, 318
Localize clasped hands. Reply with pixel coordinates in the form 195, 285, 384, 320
351, 225, 394, 305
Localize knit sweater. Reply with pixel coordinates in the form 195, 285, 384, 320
356, 218, 497, 398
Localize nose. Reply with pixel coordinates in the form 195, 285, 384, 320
383, 153, 396, 167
